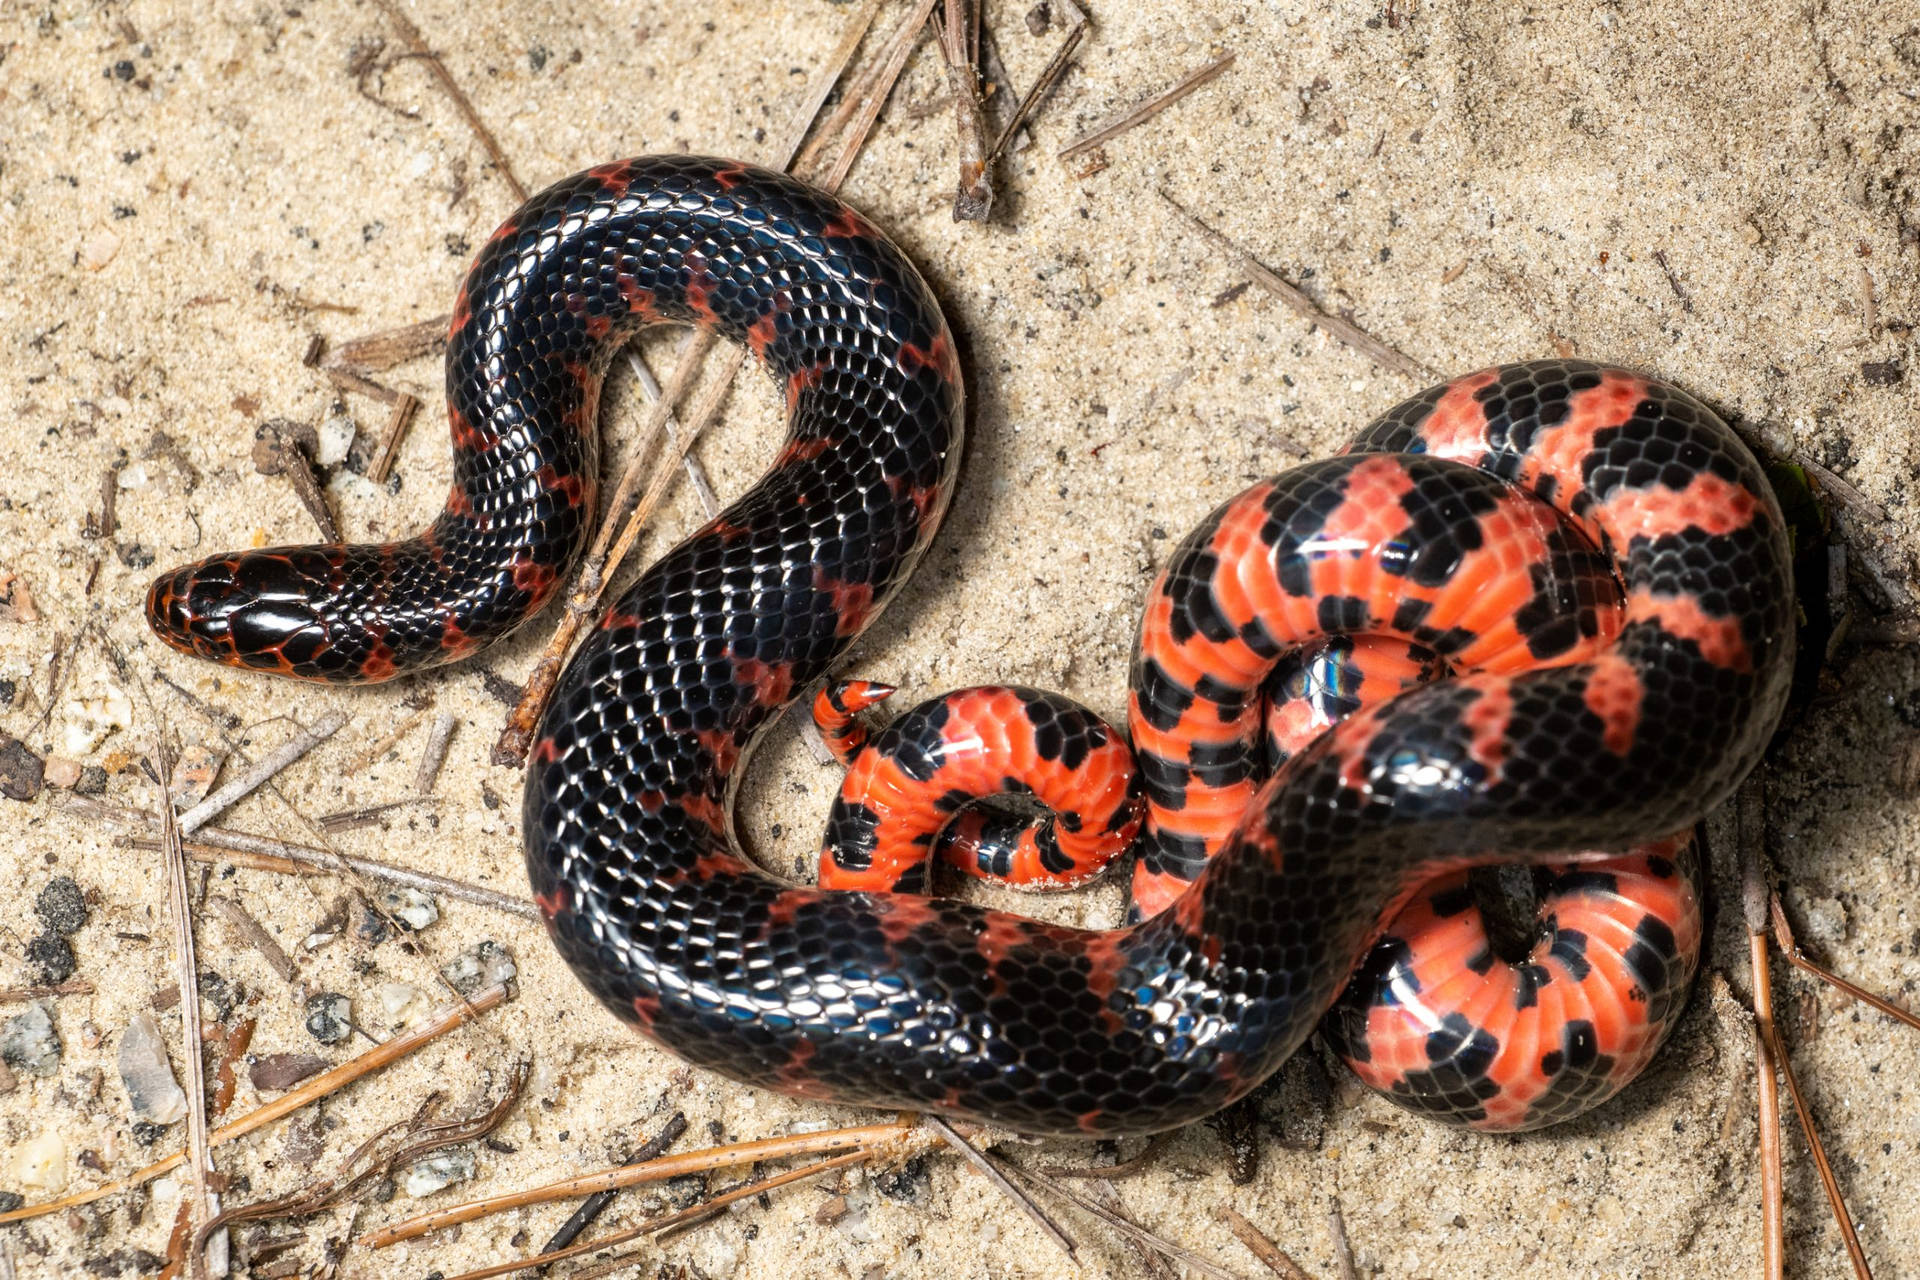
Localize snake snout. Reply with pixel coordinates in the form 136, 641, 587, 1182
145, 550, 335, 677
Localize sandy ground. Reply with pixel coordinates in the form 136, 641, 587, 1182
2, 1, 1917, 1276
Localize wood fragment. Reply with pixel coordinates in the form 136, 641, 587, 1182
769, 0, 885, 168
316, 797, 433, 833
151, 733, 221, 1278
1798, 454, 1888, 524
362, 1117, 915, 1247
367, 392, 422, 486
622, 348, 721, 519
1652, 248, 1694, 313
300, 334, 326, 367
793, 0, 932, 179
1740, 794, 1786, 1280
536, 1112, 690, 1259
1771, 893, 1920, 1031
1160, 190, 1435, 381
98, 467, 120, 540
413, 711, 457, 795
984, 10, 1084, 169
323, 314, 448, 373
934, 0, 994, 220
209, 1017, 257, 1118
0, 980, 96, 1004
1058, 52, 1235, 161
320, 365, 404, 404
206, 896, 296, 983
926, 1117, 1076, 1260
1327, 1197, 1359, 1280
818, 0, 940, 193
193, 1061, 527, 1262
996, 1159, 1252, 1280
1763, 982, 1876, 1279
1091, 1180, 1178, 1280
0, 983, 511, 1225
1215, 1205, 1314, 1280
372, 0, 527, 201
491, 330, 717, 767
177, 711, 349, 835
354, 700, 436, 770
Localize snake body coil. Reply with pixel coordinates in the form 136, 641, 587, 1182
148, 158, 1794, 1136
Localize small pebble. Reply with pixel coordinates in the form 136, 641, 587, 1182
304, 992, 352, 1045
42, 756, 82, 789
130, 1120, 165, 1146
0, 734, 44, 801
11, 1129, 66, 1192
249, 1052, 331, 1092
0, 1192, 19, 1213
26, 933, 75, 984
0, 1058, 17, 1094
75, 764, 108, 794
315, 411, 358, 467
441, 940, 516, 995
1, 1003, 62, 1076
401, 1148, 476, 1196
167, 743, 225, 807
379, 981, 428, 1024
118, 1012, 187, 1125
62, 678, 133, 756
36, 876, 89, 935
377, 887, 439, 932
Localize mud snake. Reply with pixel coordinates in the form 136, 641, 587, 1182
148, 156, 1794, 1137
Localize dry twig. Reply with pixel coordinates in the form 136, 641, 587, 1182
372, 0, 527, 201
323, 314, 448, 373
177, 711, 349, 835
363, 1117, 915, 1246
997, 1158, 1252, 1280
0, 980, 95, 1004
366, 392, 422, 486
537, 1112, 690, 1260
985, 11, 1084, 169
933, 0, 994, 219
413, 710, 457, 794
440, 1149, 877, 1280
150, 730, 221, 1278
1058, 52, 1235, 161
1327, 1197, 1359, 1280
926, 1117, 1076, 1259
73, 794, 537, 918
1215, 1206, 1314, 1280
1160, 191, 1434, 380
1771, 895, 1920, 1032
1740, 796, 1786, 1280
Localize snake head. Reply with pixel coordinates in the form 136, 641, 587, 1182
146, 548, 359, 681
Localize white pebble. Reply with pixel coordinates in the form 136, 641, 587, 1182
379, 982, 427, 1024
63, 678, 132, 756
12, 1130, 67, 1191
315, 411, 358, 467
402, 1148, 476, 1196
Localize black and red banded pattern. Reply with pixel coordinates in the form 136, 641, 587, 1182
1260, 635, 1704, 1128
144, 158, 1793, 1137
814, 683, 1142, 893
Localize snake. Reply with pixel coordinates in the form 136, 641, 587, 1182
146, 156, 1794, 1137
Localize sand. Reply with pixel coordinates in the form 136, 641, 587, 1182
1, 0, 1916, 1276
